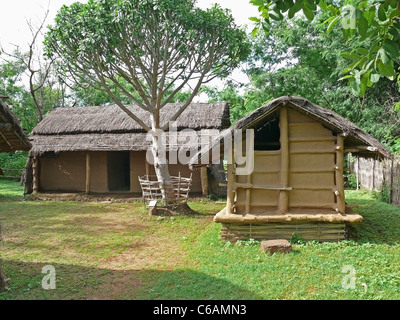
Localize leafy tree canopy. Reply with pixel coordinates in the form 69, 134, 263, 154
250, 0, 400, 97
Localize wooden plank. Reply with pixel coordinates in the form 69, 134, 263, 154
234, 182, 292, 191
289, 136, 337, 142
0, 123, 12, 131
254, 150, 281, 156
290, 149, 336, 154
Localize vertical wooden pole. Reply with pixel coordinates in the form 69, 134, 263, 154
278, 107, 289, 214
226, 163, 235, 214
200, 166, 209, 197
85, 152, 91, 195
145, 157, 150, 177
335, 135, 346, 214
390, 157, 394, 204
356, 157, 359, 190
245, 146, 254, 215
32, 156, 39, 194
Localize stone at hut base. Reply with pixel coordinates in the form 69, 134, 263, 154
261, 239, 292, 255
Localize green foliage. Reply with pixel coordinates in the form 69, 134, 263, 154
201, 15, 400, 151
45, 0, 250, 121
250, 0, 400, 97
0, 152, 28, 171
346, 173, 358, 189
0, 52, 66, 133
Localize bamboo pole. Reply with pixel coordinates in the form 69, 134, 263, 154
200, 166, 209, 197
278, 107, 289, 214
335, 135, 346, 214
85, 152, 91, 195
32, 156, 39, 194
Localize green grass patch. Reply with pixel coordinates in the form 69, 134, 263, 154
2, 179, 400, 300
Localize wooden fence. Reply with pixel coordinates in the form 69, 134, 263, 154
350, 155, 400, 206
138, 173, 192, 205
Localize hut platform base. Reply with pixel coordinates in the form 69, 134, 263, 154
215, 206, 363, 242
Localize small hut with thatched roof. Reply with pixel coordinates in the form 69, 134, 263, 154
25, 102, 230, 196
191, 96, 390, 242
0, 98, 31, 154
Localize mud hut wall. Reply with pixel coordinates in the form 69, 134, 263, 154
88, 152, 108, 193
234, 107, 340, 214
235, 152, 281, 214
287, 108, 337, 210
40, 152, 87, 192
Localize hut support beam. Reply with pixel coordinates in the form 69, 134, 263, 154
32, 156, 39, 194
200, 166, 209, 197
145, 157, 150, 176
335, 135, 345, 214
85, 152, 91, 195
226, 163, 235, 214
278, 107, 289, 214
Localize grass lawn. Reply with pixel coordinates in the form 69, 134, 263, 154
1, 178, 400, 300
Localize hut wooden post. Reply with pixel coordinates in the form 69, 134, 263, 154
226, 146, 235, 214
226, 163, 235, 214
85, 152, 91, 195
145, 157, 150, 176
335, 135, 346, 214
278, 107, 289, 214
200, 166, 209, 197
32, 156, 39, 194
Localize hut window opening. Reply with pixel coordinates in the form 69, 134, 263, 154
254, 117, 281, 151
107, 151, 131, 191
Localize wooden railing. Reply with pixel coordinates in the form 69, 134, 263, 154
138, 173, 192, 205
0, 168, 25, 180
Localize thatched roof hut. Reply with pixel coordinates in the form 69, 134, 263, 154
26, 102, 230, 196
191, 96, 390, 167
30, 102, 230, 155
0, 98, 30, 153
190, 96, 390, 242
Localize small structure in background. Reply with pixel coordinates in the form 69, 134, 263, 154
25, 102, 230, 197
0, 97, 31, 154
192, 96, 390, 242
0, 97, 31, 292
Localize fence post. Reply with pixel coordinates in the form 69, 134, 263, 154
390, 157, 394, 204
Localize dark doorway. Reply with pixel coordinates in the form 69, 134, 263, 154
107, 151, 130, 191
254, 116, 281, 151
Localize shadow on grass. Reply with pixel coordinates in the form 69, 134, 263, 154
0, 260, 261, 300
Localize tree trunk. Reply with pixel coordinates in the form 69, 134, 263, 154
149, 114, 172, 202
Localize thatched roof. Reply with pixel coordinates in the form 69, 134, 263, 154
30, 102, 230, 155
0, 98, 31, 153
191, 96, 391, 166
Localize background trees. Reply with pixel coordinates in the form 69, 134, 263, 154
44, 0, 250, 191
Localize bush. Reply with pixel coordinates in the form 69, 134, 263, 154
345, 173, 358, 189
